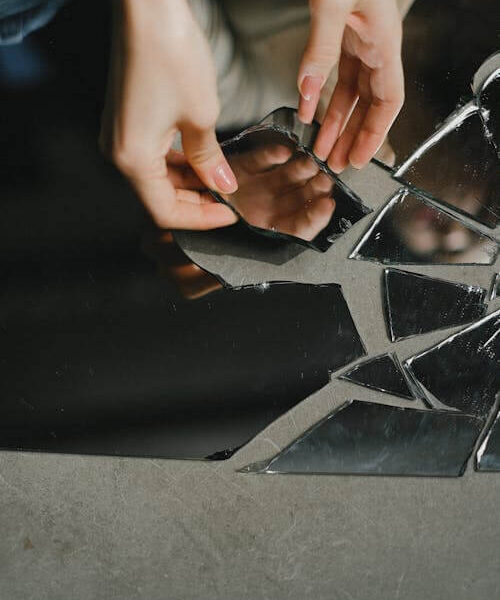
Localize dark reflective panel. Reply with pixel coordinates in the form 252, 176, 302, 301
349, 190, 498, 265
213, 119, 371, 253
489, 273, 500, 302
395, 110, 500, 228
339, 353, 414, 400
384, 268, 487, 341
476, 407, 500, 472
405, 310, 500, 416
244, 401, 483, 477
0, 279, 365, 459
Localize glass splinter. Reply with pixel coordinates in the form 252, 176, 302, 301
349, 189, 498, 266
476, 406, 500, 472
211, 108, 371, 253
395, 111, 500, 229
243, 401, 484, 477
339, 353, 414, 400
384, 268, 487, 341
404, 310, 500, 416
489, 273, 500, 302
0, 281, 366, 460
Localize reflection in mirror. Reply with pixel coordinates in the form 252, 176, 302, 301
405, 310, 500, 416
0, 281, 365, 459
339, 353, 414, 400
349, 190, 498, 265
243, 401, 483, 477
213, 126, 371, 252
395, 110, 500, 228
489, 273, 500, 302
384, 268, 487, 342
476, 406, 500, 471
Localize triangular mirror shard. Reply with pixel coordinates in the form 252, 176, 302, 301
489, 273, 500, 301
476, 407, 500, 472
384, 268, 487, 341
339, 353, 414, 400
404, 310, 500, 416
349, 189, 498, 266
395, 110, 500, 229
242, 401, 483, 477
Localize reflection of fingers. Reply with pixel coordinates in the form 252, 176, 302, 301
272, 154, 319, 190
279, 195, 335, 241
234, 144, 293, 175
314, 55, 360, 160
134, 177, 238, 230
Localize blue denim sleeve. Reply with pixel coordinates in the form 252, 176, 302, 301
0, 0, 69, 45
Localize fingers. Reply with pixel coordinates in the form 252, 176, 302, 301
134, 177, 238, 230
298, 0, 352, 124
236, 144, 293, 175
181, 125, 238, 194
313, 54, 360, 160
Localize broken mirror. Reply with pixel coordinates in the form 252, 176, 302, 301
474, 51, 500, 157
395, 108, 500, 228
0, 280, 365, 459
476, 406, 500, 471
349, 189, 498, 265
339, 353, 414, 400
404, 310, 500, 416
489, 273, 500, 301
243, 401, 483, 477
211, 108, 372, 252
384, 268, 487, 341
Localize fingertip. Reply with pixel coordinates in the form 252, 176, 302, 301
212, 162, 238, 194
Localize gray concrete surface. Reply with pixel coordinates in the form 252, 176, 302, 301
1, 163, 499, 600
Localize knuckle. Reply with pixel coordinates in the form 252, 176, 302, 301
111, 144, 144, 178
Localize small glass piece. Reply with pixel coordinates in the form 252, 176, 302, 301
243, 401, 484, 477
476, 407, 500, 472
339, 353, 414, 400
384, 268, 487, 341
405, 310, 500, 416
489, 273, 500, 302
212, 111, 371, 253
474, 52, 500, 158
395, 110, 500, 228
349, 189, 498, 266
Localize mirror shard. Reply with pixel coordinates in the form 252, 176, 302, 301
384, 268, 488, 341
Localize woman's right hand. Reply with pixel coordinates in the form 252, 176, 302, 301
100, 0, 239, 230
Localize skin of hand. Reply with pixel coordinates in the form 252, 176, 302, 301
221, 143, 336, 241
99, 0, 239, 230
298, 0, 405, 173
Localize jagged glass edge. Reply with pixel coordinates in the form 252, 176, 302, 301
210, 107, 372, 253
349, 188, 499, 266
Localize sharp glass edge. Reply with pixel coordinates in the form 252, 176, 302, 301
475, 396, 500, 471
489, 273, 500, 301
392, 352, 419, 400
349, 187, 499, 265
382, 268, 397, 342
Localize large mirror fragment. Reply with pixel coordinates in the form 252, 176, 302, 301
405, 310, 500, 416
384, 268, 487, 341
339, 353, 414, 400
212, 113, 371, 252
350, 190, 498, 265
395, 110, 500, 228
476, 407, 500, 472
0, 280, 365, 459
243, 401, 483, 477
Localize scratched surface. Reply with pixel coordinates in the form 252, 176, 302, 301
0, 1, 499, 599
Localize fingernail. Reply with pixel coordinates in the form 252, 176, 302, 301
213, 163, 238, 193
299, 75, 324, 101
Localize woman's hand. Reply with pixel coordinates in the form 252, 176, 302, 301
100, 0, 238, 230
298, 0, 404, 172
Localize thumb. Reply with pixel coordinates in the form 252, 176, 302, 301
182, 126, 238, 195
298, 0, 351, 124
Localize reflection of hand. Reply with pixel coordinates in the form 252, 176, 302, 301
223, 144, 336, 241
100, 0, 238, 230
298, 0, 404, 173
